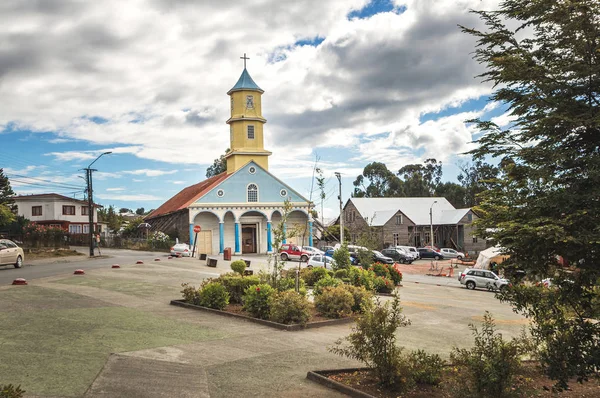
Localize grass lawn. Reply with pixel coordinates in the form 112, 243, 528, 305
0, 286, 227, 397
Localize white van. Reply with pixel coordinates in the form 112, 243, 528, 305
396, 246, 420, 259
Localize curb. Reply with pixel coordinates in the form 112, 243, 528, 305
306, 368, 374, 398
170, 299, 355, 331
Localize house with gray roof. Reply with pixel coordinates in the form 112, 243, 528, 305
341, 197, 487, 254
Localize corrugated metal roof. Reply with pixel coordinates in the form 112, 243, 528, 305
348, 197, 470, 226
145, 173, 229, 219
228, 68, 263, 93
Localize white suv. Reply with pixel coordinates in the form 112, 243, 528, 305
458, 268, 509, 291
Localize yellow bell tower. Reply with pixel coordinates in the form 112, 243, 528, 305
225, 54, 272, 174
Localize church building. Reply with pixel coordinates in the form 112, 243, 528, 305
146, 60, 312, 255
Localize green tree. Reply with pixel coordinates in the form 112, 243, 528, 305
0, 204, 15, 227
323, 224, 349, 242
0, 169, 15, 210
397, 158, 442, 197
206, 149, 230, 178
434, 182, 467, 208
135, 207, 145, 215
353, 162, 403, 197
457, 159, 499, 207
462, 0, 600, 388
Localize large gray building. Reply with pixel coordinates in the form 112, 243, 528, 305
341, 197, 487, 255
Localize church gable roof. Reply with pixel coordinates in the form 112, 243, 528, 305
145, 172, 230, 219
228, 68, 263, 94
194, 161, 309, 205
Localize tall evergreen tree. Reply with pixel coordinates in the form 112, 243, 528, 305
0, 168, 15, 209
206, 149, 230, 178
457, 159, 499, 207
462, 0, 600, 388
397, 158, 442, 197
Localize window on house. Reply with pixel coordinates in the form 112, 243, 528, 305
82, 206, 89, 216
352, 211, 356, 222
49, 224, 61, 228
63, 205, 76, 215
247, 125, 255, 139
352, 234, 357, 243
69, 224, 82, 234
468, 213, 473, 222
247, 183, 258, 202
393, 233, 399, 246
32, 206, 42, 216
230, 125, 233, 143
83, 224, 89, 234
473, 236, 478, 243
396, 215, 403, 225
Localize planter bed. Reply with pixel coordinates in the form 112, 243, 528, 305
308, 364, 600, 397
170, 300, 355, 331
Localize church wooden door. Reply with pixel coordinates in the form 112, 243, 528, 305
195, 230, 212, 255
242, 225, 257, 254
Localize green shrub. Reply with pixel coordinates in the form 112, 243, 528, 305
0, 384, 25, 398
340, 284, 373, 313
357, 248, 374, 269
332, 245, 351, 270
230, 260, 247, 276
277, 277, 307, 296
334, 269, 348, 279
198, 282, 229, 310
347, 267, 376, 291
218, 274, 260, 304
450, 312, 526, 397
269, 290, 311, 325
329, 294, 411, 387
408, 349, 445, 386
313, 275, 342, 296
243, 283, 275, 319
300, 266, 328, 286
389, 266, 403, 286
374, 276, 394, 294
370, 262, 392, 279
180, 282, 201, 305
314, 286, 354, 318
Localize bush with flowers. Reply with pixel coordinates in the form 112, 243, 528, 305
23, 224, 68, 248
347, 267, 376, 291
373, 276, 394, 294
148, 231, 171, 249
243, 283, 275, 319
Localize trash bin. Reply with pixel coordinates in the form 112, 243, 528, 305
224, 247, 232, 261
243, 259, 251, 268
199, 253, 207, 260
207, 257, 218, 267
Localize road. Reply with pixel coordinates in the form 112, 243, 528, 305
0, 247, 172, 285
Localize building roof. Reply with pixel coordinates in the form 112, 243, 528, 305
145, 172, 230, 219
12, 193, 97, 207
227, 68, 263, 94
348, 197, 471, 226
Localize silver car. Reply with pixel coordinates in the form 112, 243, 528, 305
0, 239, 25, 268
458, 268, 509, 291
440, 248, 465, 259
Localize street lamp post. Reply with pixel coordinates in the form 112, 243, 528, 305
429, 200, 438, 248
84, 151, 112, 257
334, 172, 343, 245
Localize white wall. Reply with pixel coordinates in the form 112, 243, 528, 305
15, 198, 97, 223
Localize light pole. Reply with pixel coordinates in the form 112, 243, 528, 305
335, 172, 343, 245
429, 200, 438, 248
84, 151, 112, 257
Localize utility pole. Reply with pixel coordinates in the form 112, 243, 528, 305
83, 151, 112, 257
335, 172, 343, 245
429, 200, 438, 248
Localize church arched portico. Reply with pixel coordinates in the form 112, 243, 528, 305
190, 211, 222, 255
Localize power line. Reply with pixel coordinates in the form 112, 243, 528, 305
9, 178, 85, 191
5, 173, 83, 189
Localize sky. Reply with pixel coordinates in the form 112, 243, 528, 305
0, 0, 513, 219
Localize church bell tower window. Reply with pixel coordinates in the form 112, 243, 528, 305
247, 125, 255, 139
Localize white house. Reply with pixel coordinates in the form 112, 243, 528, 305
13, 193, 101, 234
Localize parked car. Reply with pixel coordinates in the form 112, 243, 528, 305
396, 246, 420, 259
440, 248, 465, 260
320, 245, 334, 252
170, 243, 192, 257
0, 239, 25, 268
307, 254, 335, 269
381, 248, 413, 264
417, 248, 445, 260
301, 246, 324, 256
372, 250, 394, 264
458, 268, 509, 291
280, 244, 310, 262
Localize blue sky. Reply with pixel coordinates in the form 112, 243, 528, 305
0, 0, 509, 218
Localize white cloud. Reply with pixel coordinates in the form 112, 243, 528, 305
491, 111, 517, 128
106, 187, 125, 191
96, 193, 162, 201
172, 180, 186, 184
122, 169, 178, 177
1, 0, 502, 174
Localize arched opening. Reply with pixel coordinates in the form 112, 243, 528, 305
286, 209, 309, 247
192, 211, 221, 255
239, 210, 268, 254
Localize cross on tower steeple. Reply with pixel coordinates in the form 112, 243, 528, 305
240, 53, 250, 69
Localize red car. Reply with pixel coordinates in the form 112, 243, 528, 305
279, 244, 310, 262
